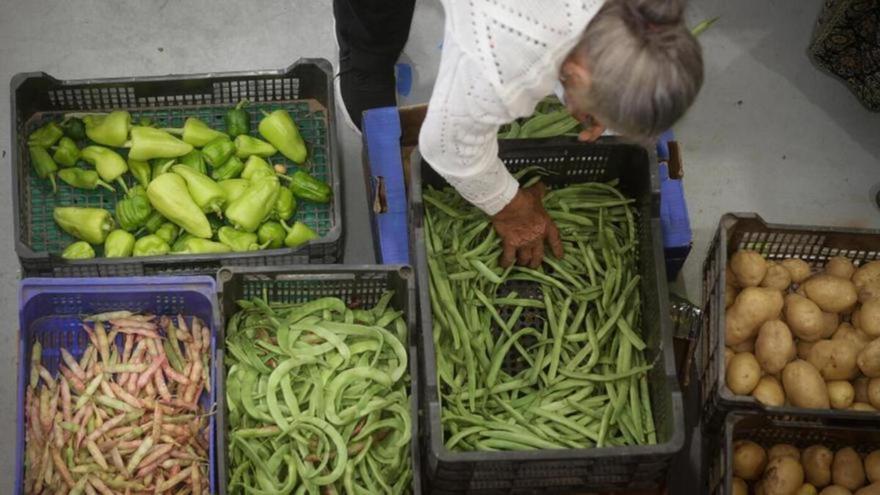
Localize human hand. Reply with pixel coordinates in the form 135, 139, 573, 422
491, 182, 564, 268
574, 113, 606, 142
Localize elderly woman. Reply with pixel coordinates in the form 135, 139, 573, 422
335, 0, 703, 267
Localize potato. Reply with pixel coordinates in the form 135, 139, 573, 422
787, 294, 828, 342
833, 323, 873, 348
732, 250, 769, 287
731, 338, 757, 353
804, 445, 834, 488
784, 258, 813, 284
756, 320, 797, 373
826, 257, 856, 280
806, 340, 860, 381
800, 341, 818, 360
763, 456, 805, 495
764, 262, 793, 290
867, 378, 880, 410
804, 275, 858, 313
833, 447, 866, 491
823, 312, 842, 339
728, 288, 786, 345
783, 360, 830, 409
853, 261, 880, 290
819, 486, 854, 495
799, 485, 819, 495
866, 451, 880, 484
728, 265, 741, 288
732, 477, 749, 495
734, 440, 769, 480
854, 377, 871, 403
725, 347, 737, 369
827, 381, 855, 409
757, 481, 768, 495
753, 376, 787, 406
727, 283, 740, 308
857, 298, 880, 338
769, 444, 803, 461
857, 338, 880, 378
727, 352, 762, 395
854, 483, 880, 495
859, 283, 880, 304
849, 402, 877, 412
854, 310, 863, 329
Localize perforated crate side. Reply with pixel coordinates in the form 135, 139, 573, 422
698, 213, 880, 432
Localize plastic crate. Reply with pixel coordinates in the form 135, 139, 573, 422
707, 411, 880, 495
411, 137, 684, 493
215, 265, 423, 495
698, 212, 880, 431
11, 58, 343, 277
15, 276, 220, 494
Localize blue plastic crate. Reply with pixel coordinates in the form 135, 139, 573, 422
15, 276, 220, 495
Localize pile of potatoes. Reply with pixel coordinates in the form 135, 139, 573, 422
732, 440, 880, 494
724, 251, 880, 411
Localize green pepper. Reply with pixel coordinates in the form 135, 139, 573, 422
218, 179, 250, 204
81, 146, 129, 191
128, 158, 151, 188
289, 170, 331, 203
211, 156, 245, 181
163, 117, 226, 147
61, 118, 86, 141
154, 222, 179, 244
224, 176, 280, 232
234, 135, 277, 159
172, 166, 225, 215
225, 100, 250, 137
143, 211, 166, 234
61, 241, 95, 260
151, 158, 173, 179
202, 137, 235, 167
132, 234, 170, 256
273, 187, 296, 221
115, 186, 153, 232
52, 137, 80, 167
241, 156, 275, 181
259, 109, 307, 163
58, 168, 114, 192
81, 111, 131, 147
179, 150, 207, 175
208, 215, 224, 236
53, 206, 114, 244
137, 117, 155, 127
104, 230, 136, 258
173, 237, 232, 254
126, 126, 193, 161
28, 122, 64, 147
146, 173, 212, 238
29, 146, 58, 193
280, 220, 318, 248
258, 221, 286, 249
218, 226, 267, 252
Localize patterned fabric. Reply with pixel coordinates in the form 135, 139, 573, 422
809, 0, 880, 111
419, 0, 604, 215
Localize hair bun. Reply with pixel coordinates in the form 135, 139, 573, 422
625, 0, 685, 26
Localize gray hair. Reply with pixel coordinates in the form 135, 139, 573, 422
573, 0, 704, 143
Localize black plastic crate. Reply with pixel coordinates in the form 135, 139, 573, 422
411, 137, 684, 493
707, 411, 880, 495
11, 58, 343, 277
698, 213, 880, 432
214, 265, 423, 495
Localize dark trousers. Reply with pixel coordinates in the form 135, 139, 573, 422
333, 0, 417, 73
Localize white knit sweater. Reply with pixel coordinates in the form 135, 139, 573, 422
419, 0, 604, 215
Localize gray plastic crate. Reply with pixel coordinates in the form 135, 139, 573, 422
11, 58, 343, 277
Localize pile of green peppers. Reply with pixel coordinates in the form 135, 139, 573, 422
26, 103, 332, 260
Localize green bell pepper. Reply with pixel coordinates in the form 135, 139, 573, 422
224, 176, 280, 232
218, 178, 250, 204
289, 170, 331, 203
211, 156, 245, 181
173, 237, 232, 254
154, 222, 180, 245
61, 118, 86, 141
28, 122, 64, 147
129, 158, 152, 188
179, 150, 207, 175
259, 109, 307, 163
58, 168, 114, 192
126, 126, 193, 161
115, 186, 153, 232
53, 206, 114, 244
81, 146, 129, 191
273, 187, 296, 221
62, 241, 95, 260
29, 146, 58, 193
234, 135, 277, 159
241, 155, 275, 180
281, 220, 318, 248
104, 230, 136, 258
218, 226, 266, 252
52, 137, 80, 167
258, 221, 286, 249
146, 173, 213, 238
225, 100, 250, 137
172, 166, 225, 215
81, 111, 131, 147
132, 235, 170, 257
163, 117, 226, 147
202, 137, 235, 167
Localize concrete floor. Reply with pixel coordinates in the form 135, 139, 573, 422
0, 0, 878, 492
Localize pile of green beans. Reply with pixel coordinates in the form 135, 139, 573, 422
224, 292, 413, 494
424, 173, 657, 451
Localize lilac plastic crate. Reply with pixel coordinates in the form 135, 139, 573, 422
15, 276, 220, 495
